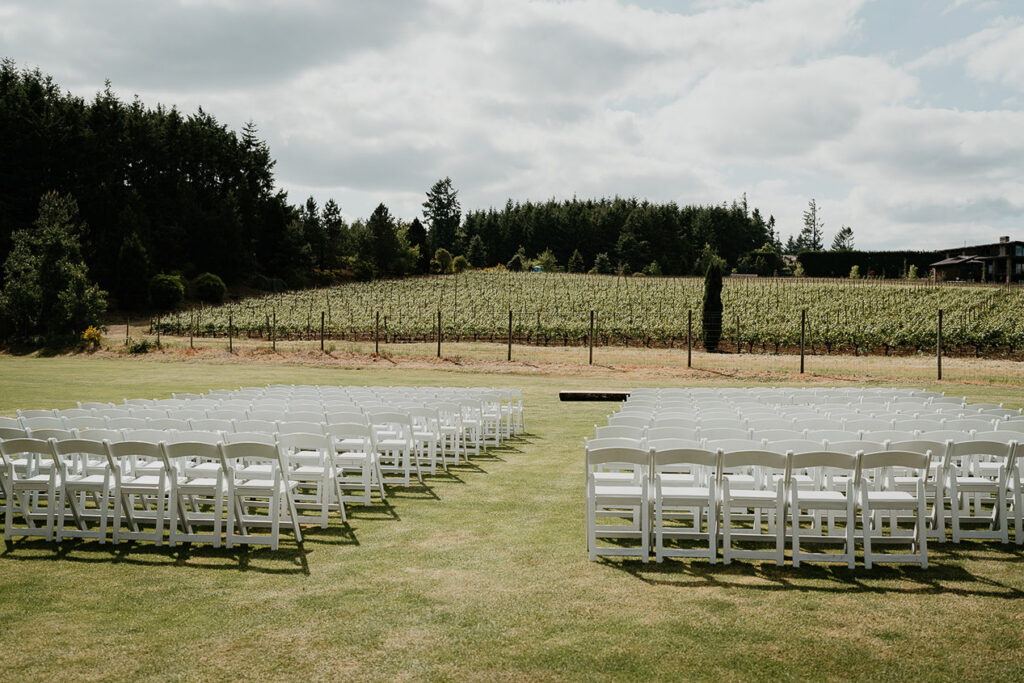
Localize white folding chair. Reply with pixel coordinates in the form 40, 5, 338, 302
945, 440, 1016, 544
652, 446, 718, 563
789, 450, 858, 568
858, 449, 930, 568
220, 441, 302, 550
160, 440, 225, 547
1, 438, 61, 541
585, 446, 649, 562
719, 449, 789, 566
104, 440, 169, 545
328, 423, 384, 506
277, 431, 338, 527
52, 438, 112, 542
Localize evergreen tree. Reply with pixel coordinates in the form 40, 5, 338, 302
406, 218, 430, 273
365, 203, 405, 277
591, 252, 614, 275
797, 199, 824, 251
321, 198, 347, 269
423, 177, 461, 254
536, 248, 558, 272
567, 249, 585, 273
831, 225, 854, 251
466, 234, 487, 268
701, 261, 723, 352
0, 192, 107, 343
115, 231, 150, 311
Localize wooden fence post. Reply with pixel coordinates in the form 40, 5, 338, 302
320, 311, 325, 352
375, 311, 380, 355
190, 313, 194, 349
937, 308, 943, 380
736, 314, 741, 354
156, 316, 160, 346
687, 309, 692, 368
228, 314, 233, 353
800, 309, 806, 374
589, 310, 595, 365
125, 317, 130, 345
437, 309, 442, 358
507, 309, 512, 361
272, 310, 276, 351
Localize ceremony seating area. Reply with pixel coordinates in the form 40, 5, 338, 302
586, 387, 1023, 567
0, 385, 524, 549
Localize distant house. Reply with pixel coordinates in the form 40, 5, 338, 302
930, 236, 1024, 283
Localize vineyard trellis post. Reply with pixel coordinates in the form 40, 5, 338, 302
437, 309, 442, 358
156, 316, 160, 346
125, 316, 130, 346
937, 308, 943, 380
375, 311, 380, 355
507, 309, 512, 362
687, 309, 692, 368
228, 314, 233, 353
736, 314, 740, 354
190, 313, 194, 349
800, 309, 806, 374
589, 310, 594, 365
320, 311, 325, 352
272, 310, 276, 352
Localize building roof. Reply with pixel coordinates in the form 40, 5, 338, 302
931, 255, 985, 268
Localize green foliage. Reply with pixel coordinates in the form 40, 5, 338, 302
797, 250, 941, 278
192, 272, 227, 304
694, 243, 727, 277
406, 218, 430, 273
567, 249, 585, 273
908, 264, 919, 279
149, 274, 185, 310
506, 253, 524, 272
465, 235, 487, 268
701, 262, 724, 351
423, 177, 461, 254
831, 225, 855, 251
452, 255, 470, 273
115, 231, 151, 311
642, 261, 662, 277
431, 248, 454, 274
737, 243, 783, 276
536, 248, 558, 272
796, 199, 825, 251
849, 265, 861, 279
0, 191, 107, 345
591, 253, 614, 275
793, 262, 806, 277
127, 337, 153, 354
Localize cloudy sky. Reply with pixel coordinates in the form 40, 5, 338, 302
2, 0, 1023, 248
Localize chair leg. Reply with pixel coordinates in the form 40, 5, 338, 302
792, 504, 801, 568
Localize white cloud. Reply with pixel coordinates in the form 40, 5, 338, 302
1, 0, 1022, 248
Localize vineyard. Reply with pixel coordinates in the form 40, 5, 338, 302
154, 272, 1024, 357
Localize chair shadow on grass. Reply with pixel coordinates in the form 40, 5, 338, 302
2, 535, 314, 575
600, 540, 1024, 599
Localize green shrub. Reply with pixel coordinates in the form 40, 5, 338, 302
452, 255, 470, 273
149, 274, 185, 310
127, 337, 153, 354
192, 272, 227, 304
849, 265, 861, 279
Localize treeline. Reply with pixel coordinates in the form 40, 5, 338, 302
0, 61, 785, 344
454, 197, 779, 276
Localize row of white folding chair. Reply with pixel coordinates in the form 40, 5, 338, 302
585, 444, 936, 567
0, 437, 304, 549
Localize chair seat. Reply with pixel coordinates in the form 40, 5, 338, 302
795, 490, 847, 506
65, 474, 107, 489
594, 484, 643, 501
864, 491, 916, 506
12, 474, 59, 490
291, 465, 328, 476
659, 486, 712, 502
121, 476, 167, 493
724, 489, 780, 504
176, 477, 220, 492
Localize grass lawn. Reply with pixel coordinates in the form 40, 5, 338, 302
1, 353, 1023, 680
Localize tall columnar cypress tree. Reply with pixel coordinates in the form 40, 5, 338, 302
701, 261, 723, 352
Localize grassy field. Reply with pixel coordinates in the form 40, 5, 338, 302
1, 353, 1024, 680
